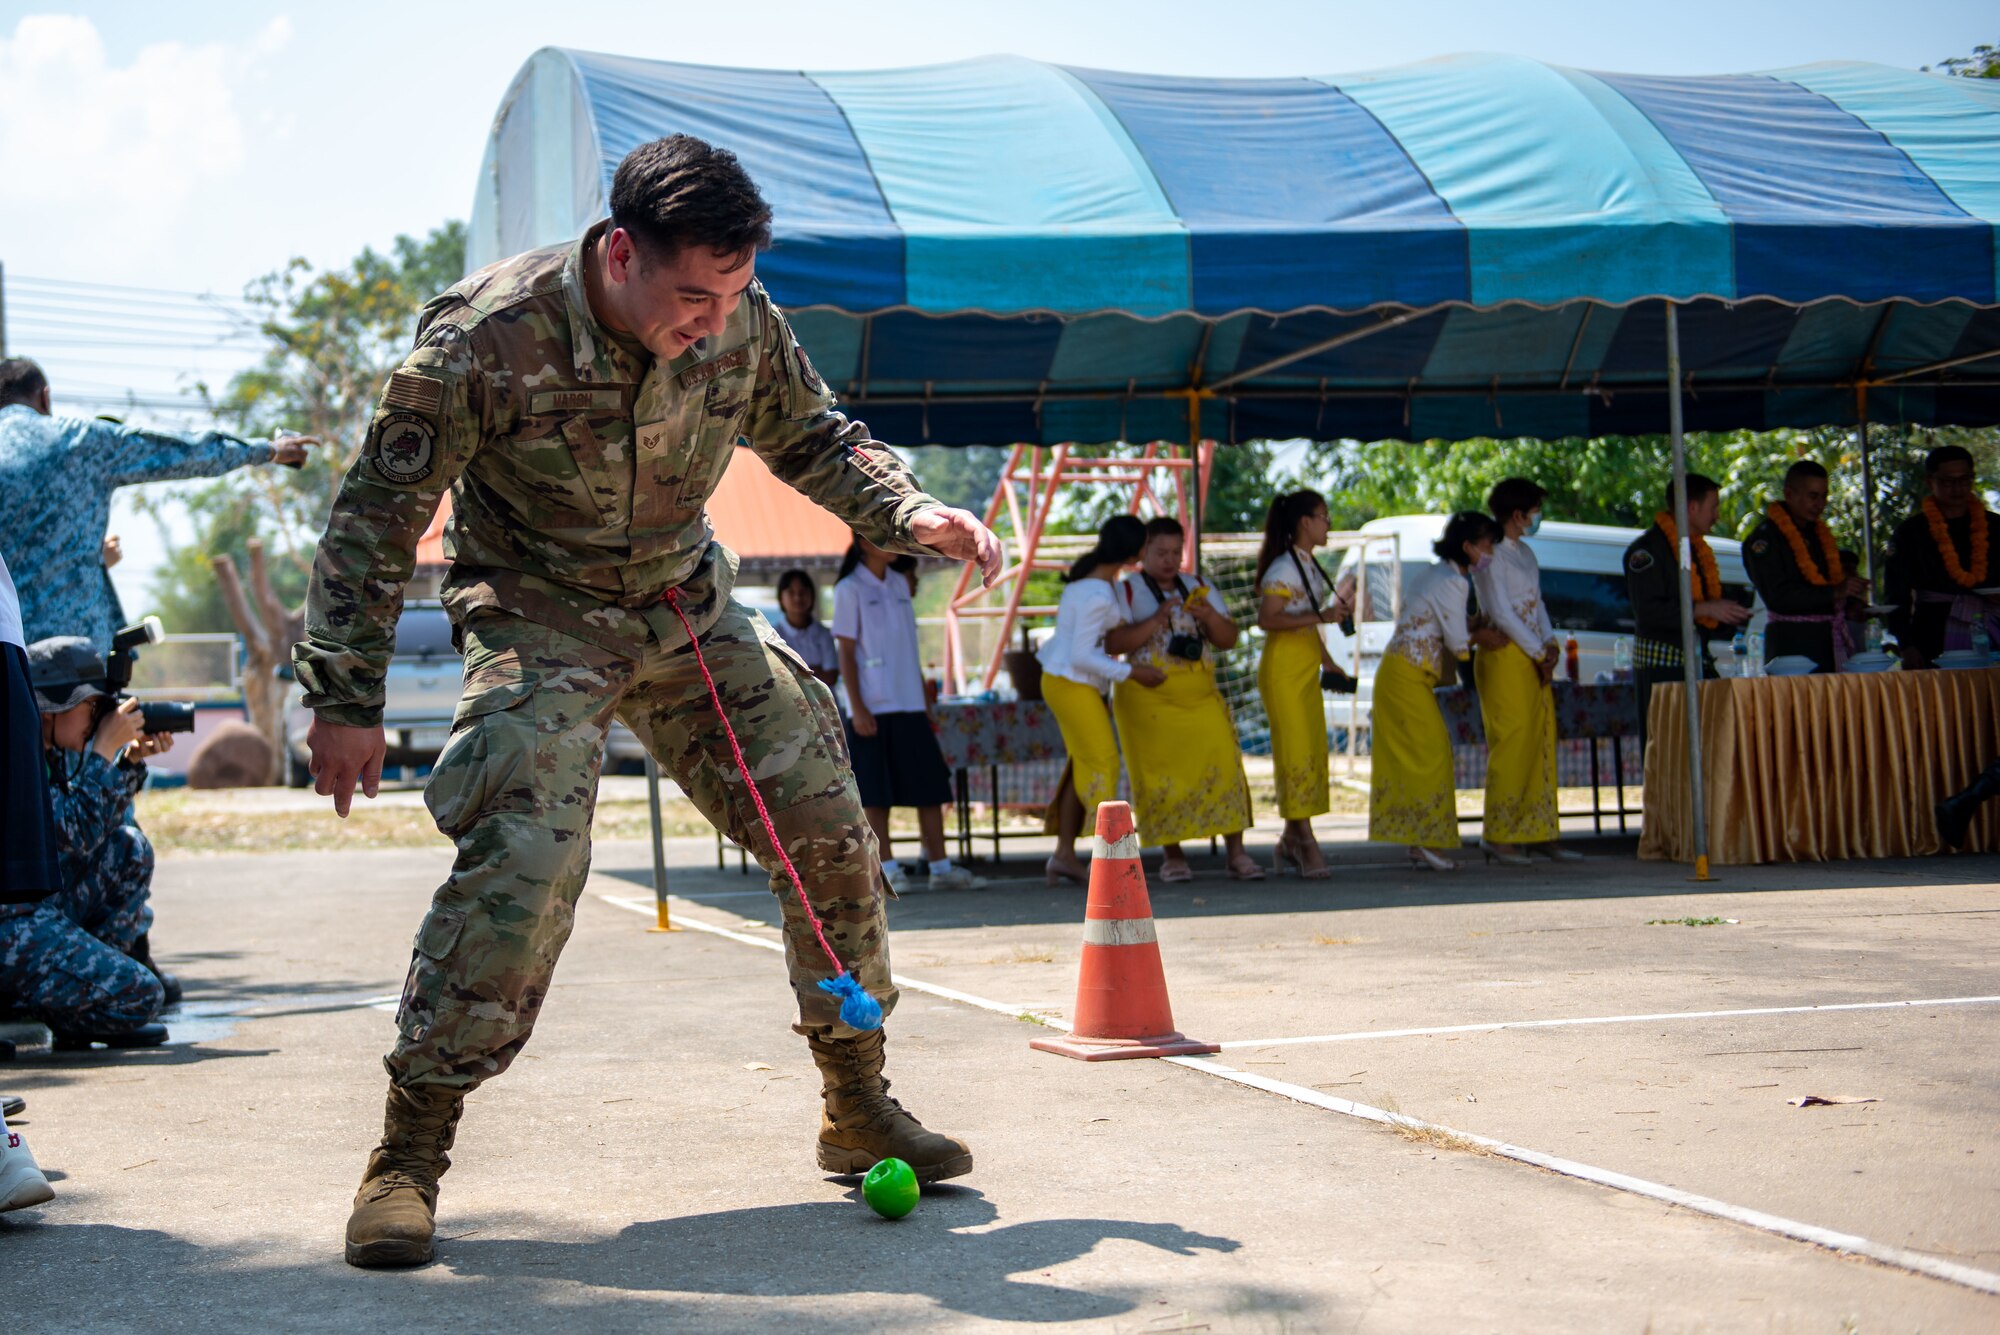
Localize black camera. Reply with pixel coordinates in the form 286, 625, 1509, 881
104, 618, 198, 735
1165, 632, 1205, 662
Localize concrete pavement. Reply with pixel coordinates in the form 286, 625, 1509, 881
1, 833, 1996, 1331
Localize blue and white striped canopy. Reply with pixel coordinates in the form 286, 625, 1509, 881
470, 50, 2000, 445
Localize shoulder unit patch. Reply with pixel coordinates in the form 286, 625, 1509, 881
370, 411, 437, 485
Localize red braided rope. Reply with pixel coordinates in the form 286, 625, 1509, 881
662, 589, 849, 977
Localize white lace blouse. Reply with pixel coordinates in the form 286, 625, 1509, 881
1471, 536, 1556, 657
1256, 547, 1333, 617
1385, 562, 1472, 676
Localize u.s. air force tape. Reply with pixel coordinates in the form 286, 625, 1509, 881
370, 411, 437, 485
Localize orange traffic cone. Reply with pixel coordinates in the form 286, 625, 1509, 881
1031, 800, 1219, 1062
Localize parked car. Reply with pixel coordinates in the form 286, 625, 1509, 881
285, 600, 790, 784
1321, 516, 1756, 735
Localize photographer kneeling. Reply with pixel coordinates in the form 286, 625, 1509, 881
0, 637, 177, 1048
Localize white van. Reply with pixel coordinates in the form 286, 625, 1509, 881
1323, 516, 1754, 729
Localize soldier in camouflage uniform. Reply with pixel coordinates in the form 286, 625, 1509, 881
295, 136, 1002, 1269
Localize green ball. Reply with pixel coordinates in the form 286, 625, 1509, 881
862, 1157, 920, 1219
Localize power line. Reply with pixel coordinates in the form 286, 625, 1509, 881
11, 273, 258, 309
9, 311, 263, 338
18, 336, 269, 351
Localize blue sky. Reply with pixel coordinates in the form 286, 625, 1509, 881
1, 0, 1992, 604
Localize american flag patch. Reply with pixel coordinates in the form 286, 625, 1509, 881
383, 370, 443, 414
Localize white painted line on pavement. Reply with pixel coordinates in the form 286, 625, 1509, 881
597, 891, 2000, 1297
598, 894, 1063, 1025
1219, 995, 2000, 1050
1161, 1054, 2000, 1297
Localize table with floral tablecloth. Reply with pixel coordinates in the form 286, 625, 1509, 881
930, 700, 1070, 860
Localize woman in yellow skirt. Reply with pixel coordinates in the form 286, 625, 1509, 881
1037, 515, 1166, 886
1104, 516, 1263, 882
1471, 478, 1579, 865
1370, 512, 1505, 871
1255, 490, 1352, 878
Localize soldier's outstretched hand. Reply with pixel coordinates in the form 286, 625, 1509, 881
307, 716, 386, 818
910, 507, 1004, 587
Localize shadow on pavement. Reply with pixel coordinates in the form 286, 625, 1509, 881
599, 842, 2000, 933
440, 1187, 1264, 1324
2, 1206, 1287, 1334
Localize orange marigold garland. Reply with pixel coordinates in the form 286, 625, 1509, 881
1922, 497, 1990, 589
1655, 511, 1722, 629
1765, 502, 1844, 587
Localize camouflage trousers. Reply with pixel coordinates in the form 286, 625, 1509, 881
389, 599, 894, 1095
55, 823, 155, 954
0, 821, 160, 1032
0, 898, 163, 1034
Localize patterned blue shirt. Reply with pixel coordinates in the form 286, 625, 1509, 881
0, 403, 274, 651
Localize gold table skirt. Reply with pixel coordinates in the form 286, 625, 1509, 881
1640, 668, 2000, 864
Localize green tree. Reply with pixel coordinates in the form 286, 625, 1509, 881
1929, 42, 1999, 79
896, 445, 1009, 515
136, 221, 467, 629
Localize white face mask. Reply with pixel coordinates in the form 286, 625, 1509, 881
1470, 552, 1495, 574
1524, 511, 1543, 537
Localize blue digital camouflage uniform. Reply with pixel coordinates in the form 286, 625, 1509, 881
46, 750, 156, 952
0, 752, 161, 1033
295, 222, 946, 1097
0, 403, 275, 651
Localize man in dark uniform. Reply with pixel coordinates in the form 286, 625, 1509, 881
1884, 445, 1999, 668
1624, 473, 1752, 751
1741, 461, 1870, 673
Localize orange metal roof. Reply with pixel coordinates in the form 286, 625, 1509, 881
414, 446, 853, 568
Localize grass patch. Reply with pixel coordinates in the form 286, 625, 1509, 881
1373, 1095, 1495, 1157
1645, 916, 1737, 927
138, 791, 719, 855
1385, 1117, 1495, 1157
983, 946, 1057, 965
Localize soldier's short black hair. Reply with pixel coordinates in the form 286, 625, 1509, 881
0, 357, 48, 409
1783, 460, 1828, 487
1143, 516, 1185, 541
1486, 477, 1545, 525
610, 135, 773, 267
1925, 444, 1975, 475
1664, 473, 1720, 512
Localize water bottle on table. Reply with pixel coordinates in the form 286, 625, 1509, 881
1729, 631, 1747, 678
1746, 629, 1765, 678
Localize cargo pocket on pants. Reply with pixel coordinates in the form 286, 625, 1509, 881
424, 678, 541, 839
397, 902, 468, 1046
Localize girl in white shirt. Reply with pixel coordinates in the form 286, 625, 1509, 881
1472, 479, 1576, 864
1369, 512, 1507, 871
773, 569, 840, 693
833, 535, 981, 892
1037, 515, 1165, 886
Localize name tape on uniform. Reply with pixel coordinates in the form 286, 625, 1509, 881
529, 388, 625, 415
678, 347, 750, 390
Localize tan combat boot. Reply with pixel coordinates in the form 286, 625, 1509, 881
344, 1084, 464, 1268
808, 1029, 972, 1183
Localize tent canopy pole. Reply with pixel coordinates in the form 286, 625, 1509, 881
1666, 303, 1712, 881
1857, 384, 1878, 599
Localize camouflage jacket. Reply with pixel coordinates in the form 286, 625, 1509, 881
294, 223, 942, 727
45, 749, 146, 887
